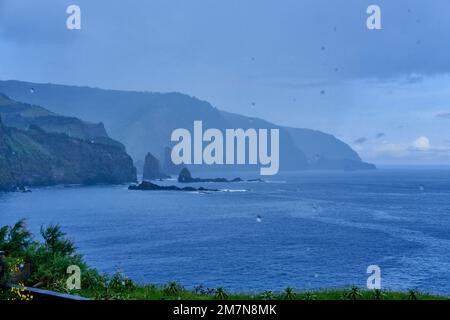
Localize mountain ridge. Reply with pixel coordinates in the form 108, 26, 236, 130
0, 80, 375, 172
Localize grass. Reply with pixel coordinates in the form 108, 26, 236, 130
69, 285, 446, 300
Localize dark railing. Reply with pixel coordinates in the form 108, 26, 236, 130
0, 250, 90, 300
7, 284, 91, 301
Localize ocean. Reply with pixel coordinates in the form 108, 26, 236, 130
1, 168, 450, 295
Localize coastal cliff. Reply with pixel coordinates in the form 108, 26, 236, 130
0, 116, 136, 191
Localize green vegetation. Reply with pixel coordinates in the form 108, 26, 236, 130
0, 220, 447, 300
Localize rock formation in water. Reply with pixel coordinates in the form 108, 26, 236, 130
177, 168, 263, 183
142, 152, 169, 180
128, 181, 217, 192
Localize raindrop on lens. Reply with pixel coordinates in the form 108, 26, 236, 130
256, 215, 262, 223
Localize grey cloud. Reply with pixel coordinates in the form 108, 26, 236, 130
436, 113, 450, 119
354, 137, 368, 144
0, 0, 78, 45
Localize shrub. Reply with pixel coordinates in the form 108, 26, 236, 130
214, 287, 228, 300
344, 286, 362, 300
283, 287, 296, 300
163, 282, 183, 296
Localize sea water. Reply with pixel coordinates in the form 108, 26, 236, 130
1, 168, 450, 295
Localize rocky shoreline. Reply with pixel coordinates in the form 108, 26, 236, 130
128, 181, 218, 192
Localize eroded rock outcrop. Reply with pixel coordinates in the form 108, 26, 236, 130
177, 168, 262, 183
128, 181, 217, 192
143, 152, 169, 180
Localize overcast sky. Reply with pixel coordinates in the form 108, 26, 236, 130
1, 0, 450, 165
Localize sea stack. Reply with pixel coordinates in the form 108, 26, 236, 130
143, 152, 169, 180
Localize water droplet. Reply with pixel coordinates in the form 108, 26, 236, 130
256, 215, 262, 223
419, 184, 425, 191
30, 88, 35, 93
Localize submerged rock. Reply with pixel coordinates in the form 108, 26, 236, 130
128, 181, 217, 192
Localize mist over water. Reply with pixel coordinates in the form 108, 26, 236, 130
1, 168, 450, 294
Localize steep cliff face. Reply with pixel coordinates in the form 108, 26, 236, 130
0, 119, 16, 190
0, 117, 136, 191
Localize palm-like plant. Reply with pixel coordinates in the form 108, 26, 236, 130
40, 224, 75, 256
260, 290, 274, 300
283, 287, 296, 300
302, 292, 317, 300
0, 220, 33, 255
407, 289, 418, 300
345, 286, 362, 300
372, 289, 385, 300
163, 281, 182, 296
214, 287, 229, 300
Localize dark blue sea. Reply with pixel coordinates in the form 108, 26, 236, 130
2, 168, 450, 295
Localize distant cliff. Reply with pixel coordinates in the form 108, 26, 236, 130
0, 80, 376, 172
0, 115, 136, 191
0, 93, 123, 149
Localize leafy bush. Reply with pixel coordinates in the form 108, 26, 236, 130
214, 287, 229, 300
0, 220, 87, 290
163, 281, 184, 296
0, 220, 33, 256
283, 287, 296, 300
